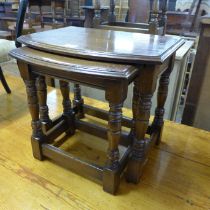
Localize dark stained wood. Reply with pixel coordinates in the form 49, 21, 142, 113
36, 75, 51, 125
85, 0, 168, 35
0, 67, 11, 94
45, 119, 69, 143
83, 104, 132, 128
11, 48, 138, 194
126, 65, 160, 183
75, 119, 130, 147
11, 26, 182, 194
42, 144, 104, 181
59, 80, 75, 135
17, 26, 184, 64
10, 47, 138, 81
182, 15, 210, 126
103, 84, 127, 194
152, 55, 175, 145
18, 61, 46, 161
73, 84, 84, 119
15, 0, 29, 48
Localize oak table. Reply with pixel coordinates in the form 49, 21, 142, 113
10, 26, 183, 194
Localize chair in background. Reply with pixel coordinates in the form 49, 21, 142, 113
100, 0, 168, 35
0, 1, 18, 40
82, 0, 168, 35
0, 0, 28, 93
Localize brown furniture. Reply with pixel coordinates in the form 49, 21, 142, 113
182, 15, 210, 131
81, 6, 109, 28
10, 26, 183, 194
0, 2, 17, 40
82, 0, 168, 35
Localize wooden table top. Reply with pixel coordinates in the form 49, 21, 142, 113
17, 26, 184, 64
10, 47, 137, 80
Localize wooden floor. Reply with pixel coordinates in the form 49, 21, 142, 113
0, 73, 210, 210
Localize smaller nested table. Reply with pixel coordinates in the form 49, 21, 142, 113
10, 26, 183, 194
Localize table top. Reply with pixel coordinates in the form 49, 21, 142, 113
17, 26, 184, 64
10, 47, 137, 80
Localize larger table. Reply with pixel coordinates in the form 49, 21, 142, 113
10, 26, 183, 194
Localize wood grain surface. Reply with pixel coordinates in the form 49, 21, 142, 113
17, 26, 184, 64
0, 73, 210, 210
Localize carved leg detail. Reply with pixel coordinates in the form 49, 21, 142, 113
25, 78, 45, 160
60, 80, 71, 115
126, 66, 158, 184
36, 76, 51, 127
152, 57, 174, 145
103, 102, 123, 194
129, 79, 140, 139
126, 93, 153, 183
73, 84, 84, 119
107, 103, 123, 168
60, 80, 75, 135
103, 83, 127, 194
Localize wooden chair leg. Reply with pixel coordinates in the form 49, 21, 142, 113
0, 66, 11, 94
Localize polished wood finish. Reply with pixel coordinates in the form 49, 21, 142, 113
126, 64, 161, 183
152, 55, 175, 144
36, 75, 51, 125
0, 73, 210, 208
11, 46, 138, 194
84, 0, 168, 35
17, 26, 183, 64
73, 83, 84, 119
11, 26, 183, 194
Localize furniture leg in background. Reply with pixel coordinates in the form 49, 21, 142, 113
0, 66, 11, 93
152, 55, 175, 145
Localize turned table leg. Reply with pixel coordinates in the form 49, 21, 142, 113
73, 84, 84, 119
129, 79, 140, 138
103, 84, 127, 194
126, 66, 158, 183
60, 80, 75, 134
24, 77, 45, 162
152, 56, 175, 145
36, 76, 51, 128
18, 62, 45, 160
